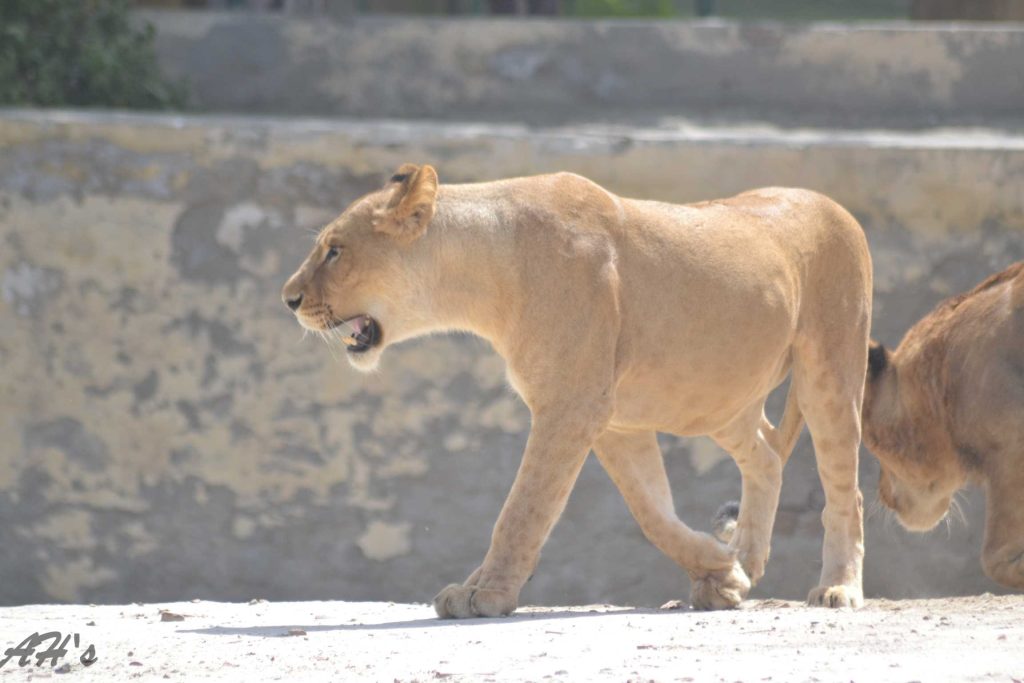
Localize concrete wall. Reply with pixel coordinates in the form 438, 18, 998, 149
1, 109, 1022, 607
143, 11, 1024, 128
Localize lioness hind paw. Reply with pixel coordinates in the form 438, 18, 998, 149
807, 584, 863, 609
433, 583, 517, 619
690, 561, 751, 611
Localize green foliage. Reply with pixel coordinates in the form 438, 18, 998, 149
0, 0, 187, 109
567, 0, 676, 17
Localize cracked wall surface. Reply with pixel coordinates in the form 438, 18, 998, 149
1, 109, 1022, 606
143, 11, 1024, 128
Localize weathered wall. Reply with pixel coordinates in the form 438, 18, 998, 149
1, 109, 1022, 607
142, 11, 1024, 127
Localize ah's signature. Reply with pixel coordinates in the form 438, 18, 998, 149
0, 632, 97, 669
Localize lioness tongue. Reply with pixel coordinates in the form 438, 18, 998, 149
348, 316, 367, 335
340, 316, 367, 346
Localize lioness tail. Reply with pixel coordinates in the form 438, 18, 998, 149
712, 501, 739, 544
768, 381, 804, 466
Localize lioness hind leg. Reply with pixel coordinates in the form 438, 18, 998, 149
982, 457, 1024, 590
794, 353, 866, 608
592, 430, 748, 610
711, 404, 784, 586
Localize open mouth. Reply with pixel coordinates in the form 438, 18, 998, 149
328, 315, 382, 354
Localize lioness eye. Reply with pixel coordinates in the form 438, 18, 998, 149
325, 246, 341, 262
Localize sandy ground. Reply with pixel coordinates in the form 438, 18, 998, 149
0, 596, 1021, 682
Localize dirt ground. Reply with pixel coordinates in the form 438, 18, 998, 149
0, 595, 1021, 682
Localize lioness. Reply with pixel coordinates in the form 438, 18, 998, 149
281, 165, 873, 615
863, 261, 1024, 589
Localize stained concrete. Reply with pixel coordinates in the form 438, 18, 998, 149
1, 109, 1022, 607
142, 11, 1024, 128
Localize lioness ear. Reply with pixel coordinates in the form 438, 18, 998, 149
373, 164, 438, 244
867, 340, 889, 381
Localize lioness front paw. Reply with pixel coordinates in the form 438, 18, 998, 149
433, 583, 517, 618
807, 584, 862, 608
689, 561, 751, 611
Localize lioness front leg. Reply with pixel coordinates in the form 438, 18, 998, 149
592, 430, 746, 610
433, 412, 603, 618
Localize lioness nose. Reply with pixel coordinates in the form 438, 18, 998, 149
285, 293, 303, 311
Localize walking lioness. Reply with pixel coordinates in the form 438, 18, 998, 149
281, 165, 873, 615
863, 262, 1024, 590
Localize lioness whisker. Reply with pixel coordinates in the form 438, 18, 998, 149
322, 315, 356, 364
318, 327, 344, 363
879, 505, 898, 535
865, 497, 883, 521
326, 324, 346, 347
948, 494, 968, 529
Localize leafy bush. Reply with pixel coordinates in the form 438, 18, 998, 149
566, 0, 676, 17
0, 0, 187, 109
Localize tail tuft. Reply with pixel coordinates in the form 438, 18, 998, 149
712, 501, 740, 544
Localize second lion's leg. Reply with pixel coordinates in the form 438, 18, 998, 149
593, 429, 746, 610
981, 456, 1024, 589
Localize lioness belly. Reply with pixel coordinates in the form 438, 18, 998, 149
601, 195, 807, 435
610, 337, 792, 436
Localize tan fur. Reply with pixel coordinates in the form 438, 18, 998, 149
863, 262, 1024, 590
282, 166, 873, 615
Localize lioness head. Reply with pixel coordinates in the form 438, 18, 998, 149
863, 340, 954, 531
281, 163, 439, 371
